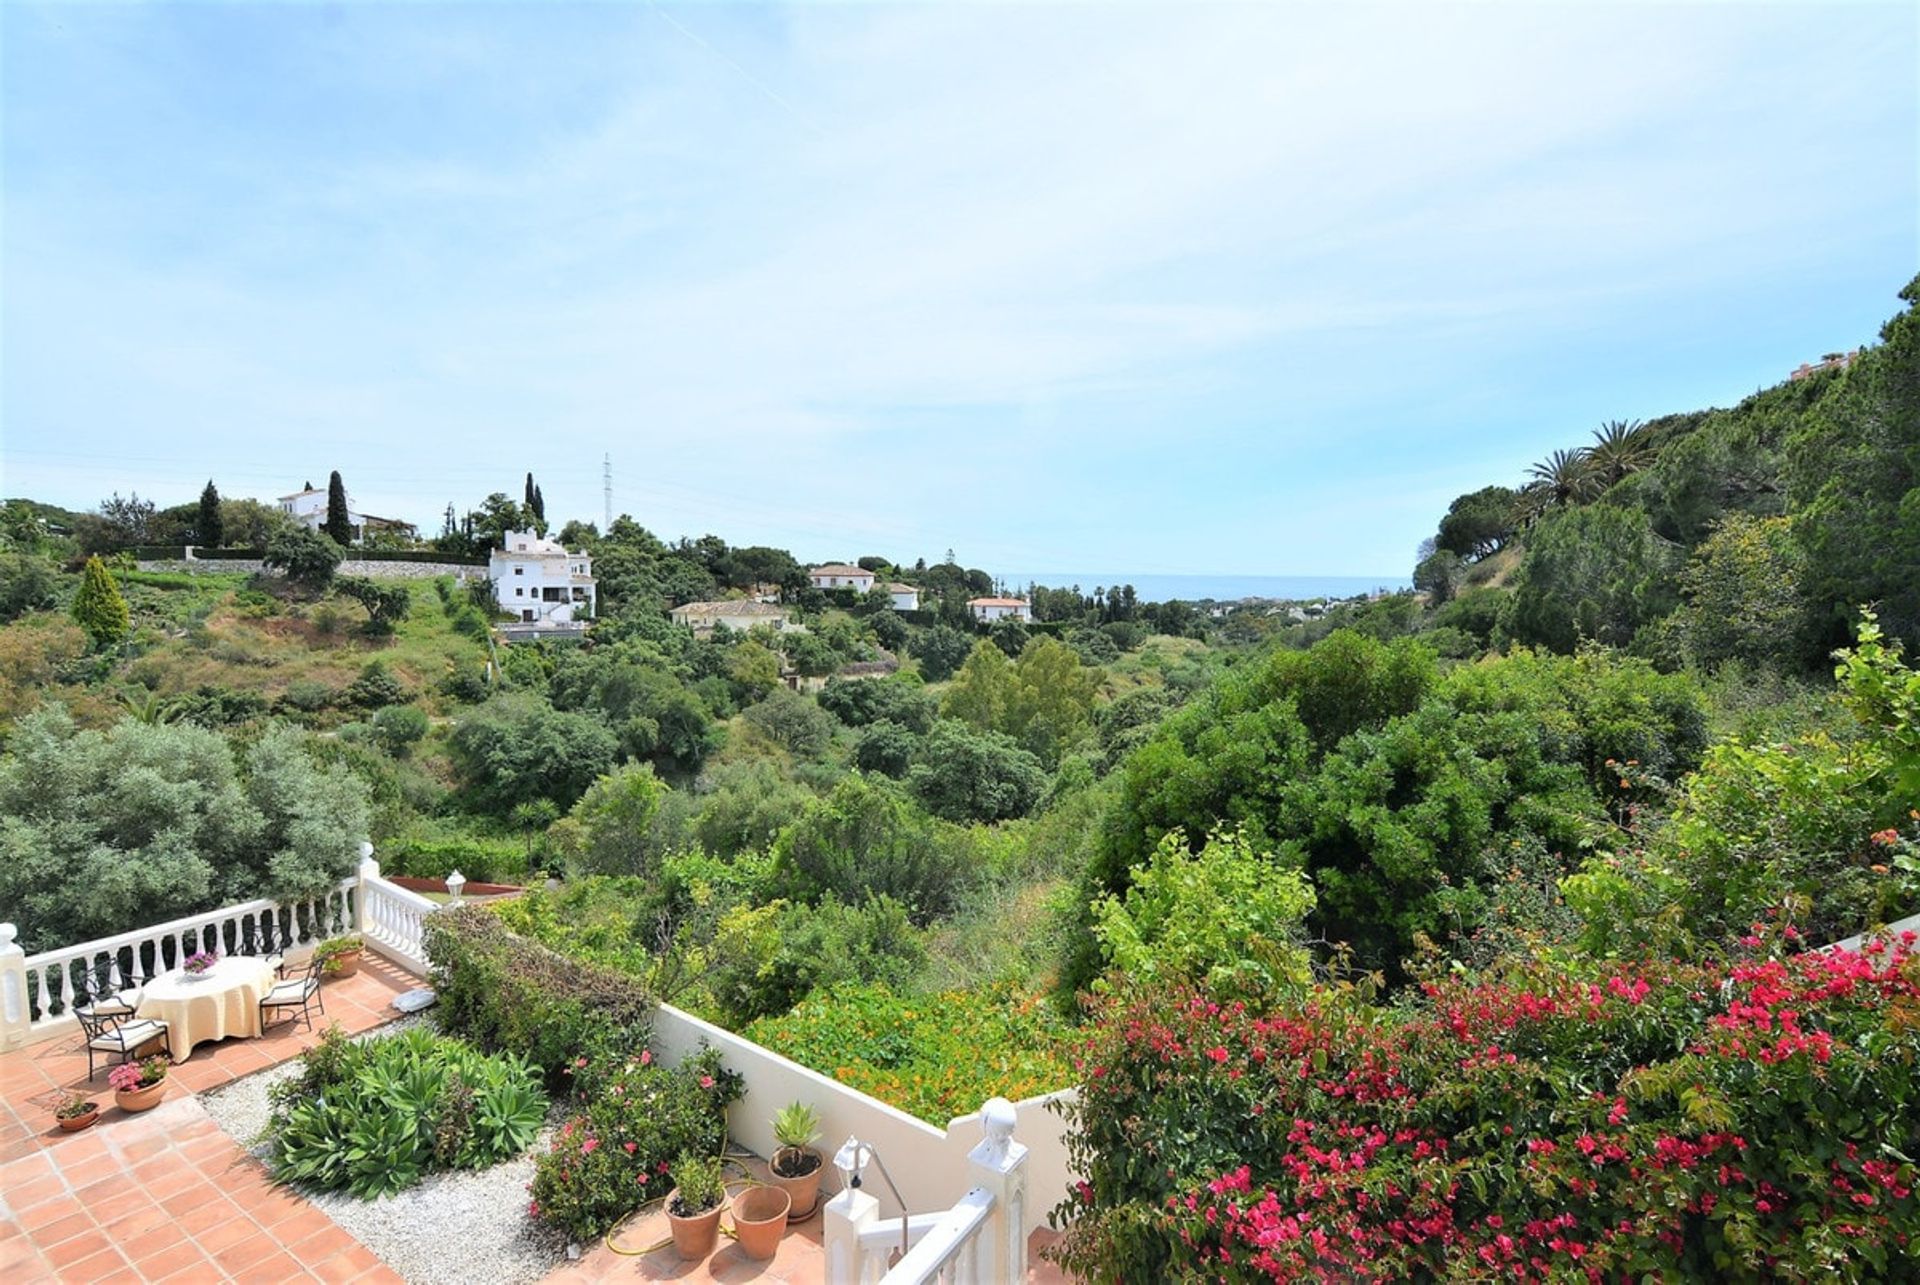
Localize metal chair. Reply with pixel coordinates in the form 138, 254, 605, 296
74, 1007, 170, 1081
259, 957, 326, 1033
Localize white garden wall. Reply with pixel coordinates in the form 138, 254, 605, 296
648, 1002, 1078, 1235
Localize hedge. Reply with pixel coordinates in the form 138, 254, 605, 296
422, 904, 654, 1088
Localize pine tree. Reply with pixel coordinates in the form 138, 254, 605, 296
197, 479, 223, 549
323, 471, 352, 546
71, 555, 130, 648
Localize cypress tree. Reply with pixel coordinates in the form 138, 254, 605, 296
532, 484, 546, 525
71, 555, 130, 648
323, 471, 353, 546
524, 473, 537, 515
197, 479, 223, 549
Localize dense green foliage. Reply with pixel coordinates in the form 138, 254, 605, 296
0, 707, 368, 951
70, 555, 129, 648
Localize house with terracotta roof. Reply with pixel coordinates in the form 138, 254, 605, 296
809, 563, 876, 592
669, 599, 798, 637
967, 596, 1032, 623
276, 483, 417, 544
885, 582, 921, 611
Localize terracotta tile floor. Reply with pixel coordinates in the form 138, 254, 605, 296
0, 957, 420, 1282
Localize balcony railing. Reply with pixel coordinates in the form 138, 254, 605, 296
825, 1097, 1029, 1284
0, 850, 448, 1051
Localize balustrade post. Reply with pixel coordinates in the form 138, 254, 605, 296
965, 1098, 1028, 1285
824, 1169, 883, 1284
356, 843, 378, 936
0, 924, 27, 1051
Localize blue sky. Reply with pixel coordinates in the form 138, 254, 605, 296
3, 2, 1914, 579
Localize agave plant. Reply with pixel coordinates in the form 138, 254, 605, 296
1588, 418, 1653, 486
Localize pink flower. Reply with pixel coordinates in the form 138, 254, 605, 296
700, 1075, 715, 1088
640, 1050, 653, 1066
574, 1056, 588, 1068
582, 1137, 600, 1154
1206, 1046, 1230, 1064
624, 1141, 637, 1154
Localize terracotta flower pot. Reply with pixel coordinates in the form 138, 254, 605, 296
115, 1079, 167, 1113
730, 1185, 791, 1260
323, 950, 361, 978
665, 1188, 726, 1260
768, 1148, 824, 1219
57, 1108, 100, 1132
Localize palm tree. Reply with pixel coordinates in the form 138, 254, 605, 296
116, 687, 181, 725
1587, 419, 1653, 487
1525, 448, 1599, 509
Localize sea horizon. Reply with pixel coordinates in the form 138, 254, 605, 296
999, 572, 1407, 603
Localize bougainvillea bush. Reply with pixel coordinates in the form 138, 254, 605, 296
1050, 940, 1920, 1282
528, 1046, 743, 1242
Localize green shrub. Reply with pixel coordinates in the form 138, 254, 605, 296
370, 704, 430, 757
424, 904, 654, 1087
267, 1025, 546, 1199
278, 679, 337, 714
346, 661, 407, 709
440, 660, 491, 703
528, 1046, 742, 1241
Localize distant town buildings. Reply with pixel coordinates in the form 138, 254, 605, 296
967, 596, 1032, 623
490, 530, 595, 627
670, 599, 798, 637
1790, 350, 1860, 381
277, 485, 416, 544
809, 563, 876, 592
885, 582, 920, 612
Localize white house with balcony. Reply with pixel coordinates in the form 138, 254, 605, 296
810, 563, 876, 592
276, 484, 415, 544
967, 596, 1031, 623
490, 530, 595, 626
885, 583, 921, 612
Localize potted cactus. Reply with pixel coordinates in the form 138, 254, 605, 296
312, 935, 363, 979
55, 1093, 100, 1132
768, 1100, 824, 1219
109, 1055, 169, 1112
664, 1151, 727, 1260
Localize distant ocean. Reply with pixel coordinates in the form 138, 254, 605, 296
1000, 573, 1407, 603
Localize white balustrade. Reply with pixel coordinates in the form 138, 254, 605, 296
0, 844, 459, 1050
827, 1097, 1029, 1285
354, 855, 441, 975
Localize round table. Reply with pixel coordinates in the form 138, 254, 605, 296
134, 956, 279, 1060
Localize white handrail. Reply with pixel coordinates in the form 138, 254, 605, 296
355, 857, 440, 974
13, 877, 358, 1038
883, 1188, 992, 1284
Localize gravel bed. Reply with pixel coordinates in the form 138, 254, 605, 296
200, 1017, 570, 1285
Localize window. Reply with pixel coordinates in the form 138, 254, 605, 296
514, 566, 523, 575
515, 588, 523, 597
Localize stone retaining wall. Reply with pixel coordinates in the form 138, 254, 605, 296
136, 558, 485, 580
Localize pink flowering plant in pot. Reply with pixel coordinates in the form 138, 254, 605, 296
528, 1046, 743, 1243
1049, 933, 1920, 1282
109, 1055, 169, 1112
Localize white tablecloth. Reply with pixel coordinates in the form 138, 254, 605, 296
135, 956, 278, 1059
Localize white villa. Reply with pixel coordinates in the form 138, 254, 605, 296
968, 596, 1032, 623
490, 530, 595, 626
276, 484, 415, 544
886, 582, 921, 612
670, 599, 798, 637
809, 563, 876, 592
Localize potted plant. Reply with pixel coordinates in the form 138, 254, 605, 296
312, 935, 363, 979
664, 1150, 727, 1260
768, 1100, 825, 1219
55, 1093, 100, 1132
180, 949, 218, 979
730, 1184, 792, 1260
109, 1055, 169, 1112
